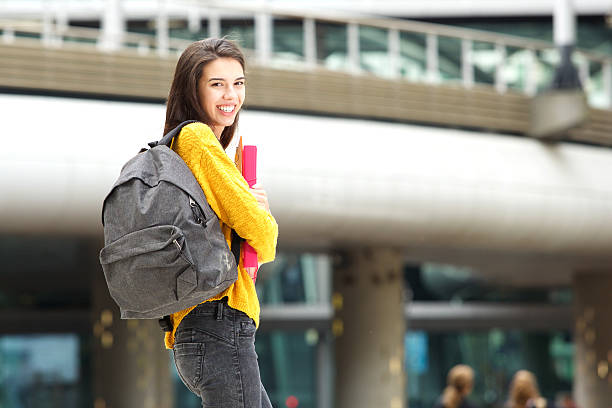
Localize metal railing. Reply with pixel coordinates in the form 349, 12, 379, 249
1, 0, 611, 109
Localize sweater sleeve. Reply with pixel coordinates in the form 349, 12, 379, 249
174, 123, 278, 264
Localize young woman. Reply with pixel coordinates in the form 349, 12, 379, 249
434, 364, 478, 408
163, 38, 278, 408
507, 370, 551, 408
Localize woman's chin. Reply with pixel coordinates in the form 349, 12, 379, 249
214, 117, 236, 127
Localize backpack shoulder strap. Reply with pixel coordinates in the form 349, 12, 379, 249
149, 120, 198, 148
231, 230, 243, 267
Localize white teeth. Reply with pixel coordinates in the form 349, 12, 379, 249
218, 105, 234, 113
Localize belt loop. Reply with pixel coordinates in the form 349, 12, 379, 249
216, 302, 224, 320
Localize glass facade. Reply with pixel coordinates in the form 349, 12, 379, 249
0, 235, 578, 407
257, 252, 331, 305
168, 253, 577, 408
172, 252, 328, 407
406, 330, 573, 408
429, 16, 612, 106
171, 329, 319, 408
257, 331, 318, 408
0, 334, 90, 408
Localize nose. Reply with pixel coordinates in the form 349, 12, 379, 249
224, 85, 238, 100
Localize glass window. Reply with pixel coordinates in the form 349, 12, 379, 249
273, 19, 304, 61
171, 330, 321, 408
358, 26, 389, 76
399, 32, 427, 82
405, 330, 574, 408
437, 36, 462, 83
318, 22, 348, 71
222, 19, 255, 50
0, 334, 87, 408
257, 253, 331, 305
257, 331, 318, 408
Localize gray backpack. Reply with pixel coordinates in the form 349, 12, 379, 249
99, 121, 241, 323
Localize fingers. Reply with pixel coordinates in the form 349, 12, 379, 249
249, 189, 267, 201
250, 193, 269, 212
249, 185, 270, 212
244, 266, 257, 280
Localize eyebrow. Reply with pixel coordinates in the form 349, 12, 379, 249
208, 76, 246, 82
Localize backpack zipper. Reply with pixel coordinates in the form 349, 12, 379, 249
189, 197, 205, 225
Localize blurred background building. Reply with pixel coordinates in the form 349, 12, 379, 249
1, 0, 612, 407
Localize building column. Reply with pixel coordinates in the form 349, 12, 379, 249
573, 271, 612, 407
90, 240, 174, 408
332, 248, 406, 408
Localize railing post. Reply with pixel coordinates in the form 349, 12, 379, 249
461, 38, 474, 88
187, 6, 201, 34
42, 11, 53, 47
347, 22, 360, 74
495, 43, 507, 94
208, 10, 221, 39
603, 60, 612, 109
525, 48, 538, 96
98, 0, 124, 52
578, 56, 589, 89
137, 40, 150, 55
388, 28, 400, 79
2, 27, 15, 44
426, 33, 439, 83
303, 17, 316, 67
256, 12, 273, 65
156, 0, 169, 57
54, 10, 68, 47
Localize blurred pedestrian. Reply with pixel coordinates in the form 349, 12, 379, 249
163, 37, 278, 407
555, 392, 577, 408
434, 364, 478, 408
507, 370, 554, 408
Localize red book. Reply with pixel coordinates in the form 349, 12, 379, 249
237, 140, 259, 282
242, 145, 259, 282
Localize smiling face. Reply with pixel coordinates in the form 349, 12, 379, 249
199, 57, 245, 140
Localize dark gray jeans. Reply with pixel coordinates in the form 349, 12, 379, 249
173, 299, 272, 408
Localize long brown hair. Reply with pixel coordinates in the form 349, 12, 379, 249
508, 370, 542, 408
441, 365, 474, 408
164, 37, 245, 149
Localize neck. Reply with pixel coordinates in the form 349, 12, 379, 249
212, 125, 224, 141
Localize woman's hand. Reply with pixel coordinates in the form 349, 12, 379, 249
249, 183, 270, 213
244, 262, 262, 282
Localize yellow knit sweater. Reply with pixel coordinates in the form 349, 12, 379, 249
164, 122, 278, 349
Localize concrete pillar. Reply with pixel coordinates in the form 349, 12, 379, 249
573, 271, 612, 408
90, 240, 174, 408
332, 248, 406, 408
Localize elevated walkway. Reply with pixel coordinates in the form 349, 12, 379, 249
1, 5, 612, 144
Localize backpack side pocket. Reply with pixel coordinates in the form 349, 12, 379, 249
99, 225, 198, 314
